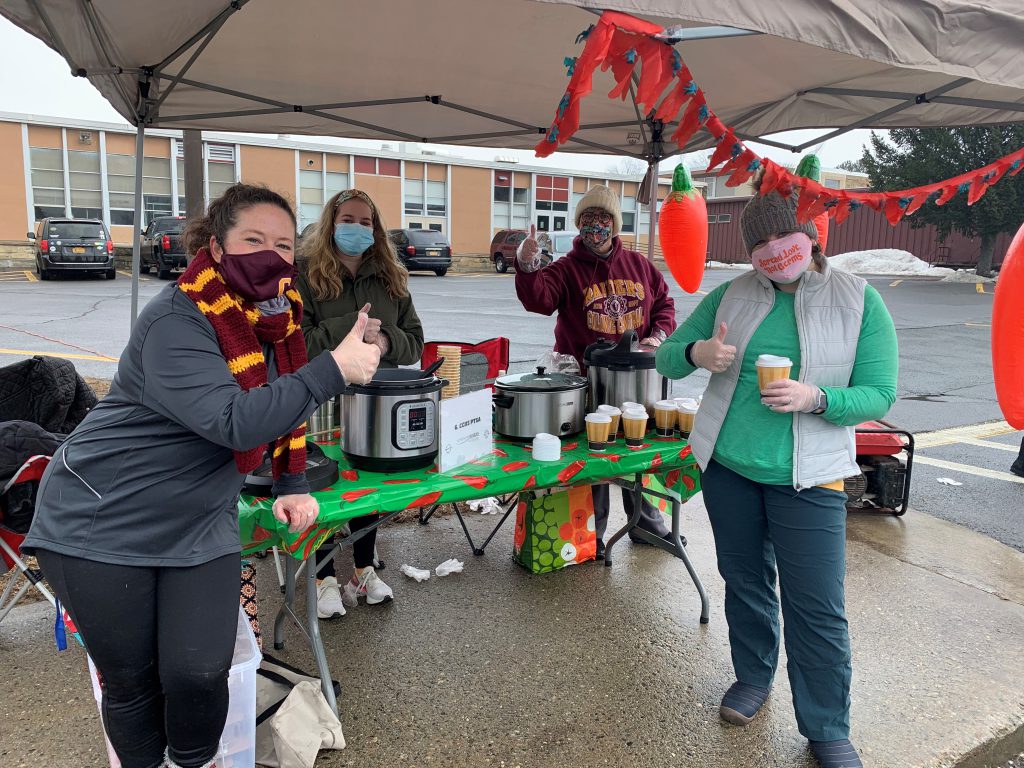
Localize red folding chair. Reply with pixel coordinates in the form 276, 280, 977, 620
0, 455, 56, 625
421, 337, 510, 395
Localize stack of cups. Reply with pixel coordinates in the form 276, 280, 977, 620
654, 400, 678, 437
597, 404, 622, 443
756, 354, 793, 391
621, 406, 649, 448
436, 345, 463, 400
532, 433, 561, 462
585, 412, 613, 452
674, 398, 699, 438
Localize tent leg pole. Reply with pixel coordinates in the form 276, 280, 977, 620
130, 122, 144, 327
647, 158, 657, 261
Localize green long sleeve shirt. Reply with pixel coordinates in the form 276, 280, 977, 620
656, 279, 898, 485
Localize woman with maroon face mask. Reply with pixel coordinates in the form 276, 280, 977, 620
21, 183, 381, 768
655, 170, 898, 768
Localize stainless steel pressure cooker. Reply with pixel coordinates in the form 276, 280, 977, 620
341, 368, 446, 472
493, 367, 588, 441
583, 330, 668, 415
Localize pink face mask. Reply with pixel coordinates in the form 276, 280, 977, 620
750, 232, 813, 284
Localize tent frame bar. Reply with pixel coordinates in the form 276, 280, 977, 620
809, 86, 1024, 115
155, 0, 250, 73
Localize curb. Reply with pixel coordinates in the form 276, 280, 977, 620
953, 724, 1024, 768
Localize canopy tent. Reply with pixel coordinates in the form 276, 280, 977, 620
4, 0, 1024, 322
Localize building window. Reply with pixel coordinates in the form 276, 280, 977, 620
378, 159, 400, 177
493, 185, 511, 202
67, 150, 102, 220
30, 147, 66, 220
536, 175, 569, 212
143, 156, 173, 225
621, 195, 637, 234
512, 186, 530, 229
824, 178, 841, 189
207, 144, 235, 200
409, 222, 422, 229
704, 176, 718, 198
707, 214, 718, 224
426, 180, 446, 216
404, 179, 424, 215
107, 153, 136, 226
299, 169, 323, 231
718, 213, 732, 223
326, 171, 349, 198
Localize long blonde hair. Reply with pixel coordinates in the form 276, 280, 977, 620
300, 189, 409, 301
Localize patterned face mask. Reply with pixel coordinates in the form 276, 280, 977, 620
579, 208, 614, 248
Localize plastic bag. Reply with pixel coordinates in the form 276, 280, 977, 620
536, 350, 580, 376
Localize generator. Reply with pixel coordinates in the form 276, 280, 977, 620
844, 421, 914, 516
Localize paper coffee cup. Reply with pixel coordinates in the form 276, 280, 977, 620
622, 401, 643, 413
756, 354, 793, 390
621, 407, 648, 448
674, 397, 699, 437
585, 412, 612, 451
654, 399, 678, 437
597, 404, 622, 441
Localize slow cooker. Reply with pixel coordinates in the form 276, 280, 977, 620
493, 367, 588, 441
583, 330, 668, 416
341, 368, 445, 472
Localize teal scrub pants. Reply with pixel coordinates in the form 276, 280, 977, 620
702, 459, 852, 741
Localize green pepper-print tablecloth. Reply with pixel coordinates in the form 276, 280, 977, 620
239, 431, 702, 560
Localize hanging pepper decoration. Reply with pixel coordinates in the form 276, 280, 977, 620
658, 164, 708, 294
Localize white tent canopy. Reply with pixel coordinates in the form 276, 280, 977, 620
4, 0, 1024, 321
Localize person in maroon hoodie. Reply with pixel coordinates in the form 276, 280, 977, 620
515, 185, 677, 557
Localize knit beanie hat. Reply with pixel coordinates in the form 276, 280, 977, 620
739, 189, 819, 255
574, 185, 622, 237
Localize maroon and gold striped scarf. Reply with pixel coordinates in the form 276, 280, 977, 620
177, 248, 308, 477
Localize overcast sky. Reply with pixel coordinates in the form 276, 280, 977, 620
0, 16, 875, 174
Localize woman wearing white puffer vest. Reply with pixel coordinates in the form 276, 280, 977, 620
656, 170, 898, 768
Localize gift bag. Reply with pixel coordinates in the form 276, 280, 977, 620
240, 559, 262, 651
513, 486, 596, 573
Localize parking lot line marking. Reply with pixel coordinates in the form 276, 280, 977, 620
913, 455, 1024, 484
889, 279, 903, 287
953, 437, 1023, 453
695, 289, 708, 295
976, 283, 986, 294
914, 420, 1017, 448
23, 270, 36, 282
964, 322, 991, 328
0, 347, 118, 363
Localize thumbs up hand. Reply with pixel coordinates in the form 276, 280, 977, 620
516, 224, 542, 271
331, 306, 381, 385
691, 322, 737, 373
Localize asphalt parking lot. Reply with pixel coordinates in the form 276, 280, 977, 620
1, 266, 1020, 551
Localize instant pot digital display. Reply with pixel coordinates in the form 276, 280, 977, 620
408, 406, 427, 431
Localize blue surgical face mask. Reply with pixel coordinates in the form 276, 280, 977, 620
333, 223, 375, 256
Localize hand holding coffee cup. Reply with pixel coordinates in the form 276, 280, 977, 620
761, 379, 821, 413
654, 400, 678, 437
755, 354, 792, 390
691, 322, 736, 374
621, 407, 649, 448
585, 412, 613, 451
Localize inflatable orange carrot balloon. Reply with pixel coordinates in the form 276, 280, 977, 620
992, 222, 1024, 428
658, 164, 708, 293
795, 154, 830, 252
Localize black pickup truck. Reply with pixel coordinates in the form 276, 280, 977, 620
140, 216, 187, 279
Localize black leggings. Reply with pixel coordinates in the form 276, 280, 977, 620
36, 550, 239, 768
316, 514, 379, 579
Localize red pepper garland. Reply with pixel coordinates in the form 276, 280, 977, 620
535, 11, 1024, 227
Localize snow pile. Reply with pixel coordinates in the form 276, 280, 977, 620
707, 260, 752, 270
939, 269, 996, 284
829, 249, 954, 277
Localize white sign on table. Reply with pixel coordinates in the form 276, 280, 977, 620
439, 389, 494, 473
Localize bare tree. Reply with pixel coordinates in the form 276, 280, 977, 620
608, 157, 648, 177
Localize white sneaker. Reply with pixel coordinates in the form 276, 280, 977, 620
342, 568, 394, 606
316, 577, 346, 619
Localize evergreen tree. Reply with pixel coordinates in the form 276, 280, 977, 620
860, 127, 1024, 275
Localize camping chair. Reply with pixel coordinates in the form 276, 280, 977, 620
0, 455, 56, 625
418, 338, 517, 546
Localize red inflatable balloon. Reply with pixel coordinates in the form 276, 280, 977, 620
992, 221, 1024, 429
658, 165, 708, 293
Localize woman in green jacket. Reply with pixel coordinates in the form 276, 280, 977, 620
655, 172, 898, 768
296, 189, 424, 619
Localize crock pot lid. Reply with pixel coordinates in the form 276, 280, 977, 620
584, 333, 657, 368
496, 367, 587, 391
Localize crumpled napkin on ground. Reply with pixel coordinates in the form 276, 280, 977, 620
468, 497, 502, 515
936, 477, 963, 486
435, 558, 464, 576
400, 564, 431, 582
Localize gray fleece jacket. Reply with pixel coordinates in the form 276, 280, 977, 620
23, 284, 345, 567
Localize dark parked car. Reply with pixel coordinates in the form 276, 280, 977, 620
489, 229, 527, 273
140, 216, 187, 279
30, 218, 115, 280
388, 228, 452, 276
